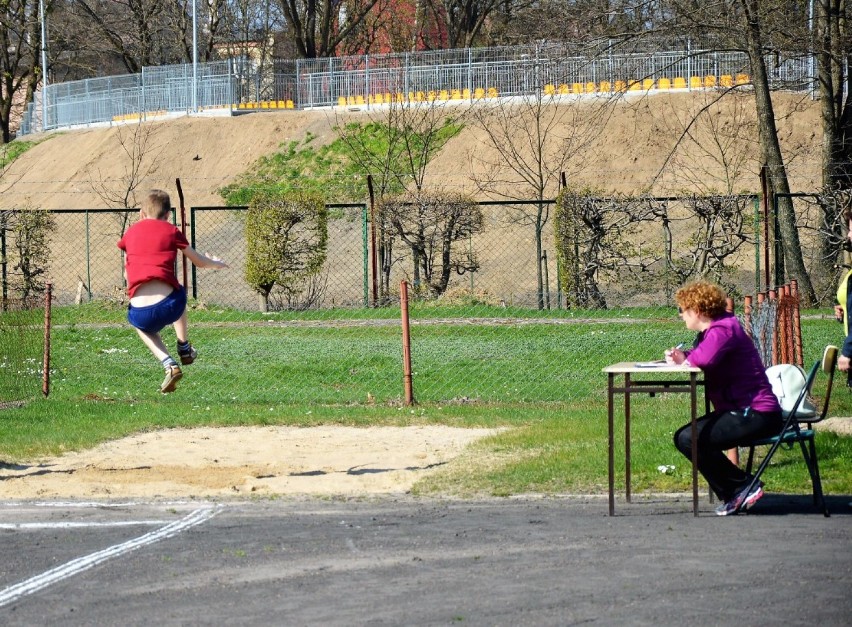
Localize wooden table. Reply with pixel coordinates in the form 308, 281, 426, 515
603, 362, 705, 516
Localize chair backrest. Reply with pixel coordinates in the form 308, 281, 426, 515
766, 363, 818, 418
774, 359, 821, 434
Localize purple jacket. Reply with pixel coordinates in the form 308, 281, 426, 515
683, 312, 781, 413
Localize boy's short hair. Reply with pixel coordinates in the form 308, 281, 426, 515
141, 189, 172, 219
675, 280, 728, 319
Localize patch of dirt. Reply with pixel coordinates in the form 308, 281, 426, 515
820, 417, 852, 436
0, 426, 498, 500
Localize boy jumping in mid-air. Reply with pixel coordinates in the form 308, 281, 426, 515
118, 189, 228, 393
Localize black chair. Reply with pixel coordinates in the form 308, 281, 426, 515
737, 346, 838, 516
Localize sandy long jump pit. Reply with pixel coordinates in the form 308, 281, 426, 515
0, 426, 498, 500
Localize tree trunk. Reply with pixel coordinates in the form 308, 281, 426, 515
817, 0, 852, 268
746, 18, 817, 305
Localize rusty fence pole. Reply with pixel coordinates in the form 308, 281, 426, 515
400, 280, 415, 406
175, 178, 189, 291
368, 175, 378, 307
768, 289, 778, 366
43, 282, 52, 397
790, 279, 803, 367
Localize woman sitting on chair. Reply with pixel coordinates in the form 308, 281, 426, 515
665, 280, 783, 516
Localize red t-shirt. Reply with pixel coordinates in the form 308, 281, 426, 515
117, 219, 189, 297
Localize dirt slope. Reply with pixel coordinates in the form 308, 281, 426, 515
0, 91, 822, 212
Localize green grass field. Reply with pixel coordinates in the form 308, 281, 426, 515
1, 302, 851, 497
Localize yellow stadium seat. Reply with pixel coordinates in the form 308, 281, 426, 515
658, 78, 671, 90
558, 84, 569, 95
673, 77, 687, 89
690, 76, 702, 89
268, 101, 277, 109
462, 88, 471, 99
385, 92, 392, 103
704, 75, 717, 88
346, 96, 355, 105
355, 95, 365, 105
544, 84, 556, 95
736, 73, 750, 85
643, 78, 655, 90
720, 75, 733, 87
628, 80, 641, 91
286, 100, 294, 109
614, 80, 627, 92
373, 93, 383, 104
572, 83, 583, 94
474, 87, 485, 99
585, 82, 596, 93
487, 87, 498, 98
416, 91, 425, 102
599, 80, 611, 92
439, 89, 449, 100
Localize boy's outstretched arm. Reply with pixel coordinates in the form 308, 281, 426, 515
182, 246, 229, 269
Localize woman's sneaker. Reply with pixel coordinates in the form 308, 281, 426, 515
715, 482, 764, 516
160, 365, 183, 393
177, 343, 197, 365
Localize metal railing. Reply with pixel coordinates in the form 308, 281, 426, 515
18, 39, 813, 136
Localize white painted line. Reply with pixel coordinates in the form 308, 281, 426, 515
0, 521, 172, 530
0, 501, 142, 509
0, 506, 220, 608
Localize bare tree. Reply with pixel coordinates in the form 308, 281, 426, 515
812, 0, 852, 270
276, 0, 381, 58
89, 121, 164, 216
0, 0, 42, 142
335, 95, 466, 299
484, 0, 668, 46
421, 0, 507, 49
658, 195, 753, 295
379, 191, 483, 296
467, 86, 612, 309
87, 118, 166, 293
68, 0, 193, 73
657, 0, 817, 303
555, 191, 659, 308
660, 91, 759, 195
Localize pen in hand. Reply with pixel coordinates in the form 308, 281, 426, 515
665, 343, 686, 365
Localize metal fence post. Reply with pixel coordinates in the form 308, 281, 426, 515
400, 280, 414, 406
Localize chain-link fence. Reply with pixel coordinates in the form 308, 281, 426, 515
2, 195, 844, 406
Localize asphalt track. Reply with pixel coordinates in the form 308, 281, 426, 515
1, 494, 850, 626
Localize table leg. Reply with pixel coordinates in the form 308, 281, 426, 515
608, 373, 615, 516
690, 373, 699, 517
625, 372, 632, 504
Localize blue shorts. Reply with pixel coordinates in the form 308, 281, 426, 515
127, 287, 187, 333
